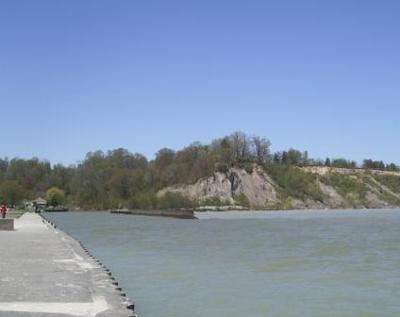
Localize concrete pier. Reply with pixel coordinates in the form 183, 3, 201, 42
0, 213, 135, 317
0, 218, 14, 230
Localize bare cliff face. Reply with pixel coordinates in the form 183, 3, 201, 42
158, 165, 400, 210
158, 166, 279, 207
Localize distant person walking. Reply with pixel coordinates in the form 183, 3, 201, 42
0, 205, 7, 219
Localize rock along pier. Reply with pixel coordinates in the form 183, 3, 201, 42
0, 213, 137, 317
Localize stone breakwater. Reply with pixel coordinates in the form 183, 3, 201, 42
0, 213, 137, 317
111, 209, 196, 219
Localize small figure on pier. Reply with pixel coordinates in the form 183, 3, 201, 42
0, 204, 7, 219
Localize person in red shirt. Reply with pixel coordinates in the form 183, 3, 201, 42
0, 205, 7, 219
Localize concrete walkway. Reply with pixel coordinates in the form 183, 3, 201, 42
0, 213, 134, 317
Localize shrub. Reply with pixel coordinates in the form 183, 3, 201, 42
373, 174, 400, 194
201, 196, 231, 206
266, 198, 293, 210
234, 193, 250, 207
129, 191, 158, 209
215, 162, 229, 174
244, 163, 254, 174
263, 164, 324, 202
46, 187, 65, 207
156, 192, 197, 209
379, 190, 400, 205
320, 173, 367, 202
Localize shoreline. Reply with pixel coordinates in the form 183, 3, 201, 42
194, 208, 400, 219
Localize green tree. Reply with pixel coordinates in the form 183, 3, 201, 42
46, 187, 65, 206
0, 180, 25, 206
287, 149, 302, 165
325, 158, 331, 167
252, 136, 271, 163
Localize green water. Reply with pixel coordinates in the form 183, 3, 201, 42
47, 209, 400, 317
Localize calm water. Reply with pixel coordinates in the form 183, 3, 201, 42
47, 209, 400, 317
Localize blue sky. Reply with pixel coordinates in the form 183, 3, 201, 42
0, 0, 399, 165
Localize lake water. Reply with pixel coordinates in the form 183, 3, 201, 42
46, 209, 400, 317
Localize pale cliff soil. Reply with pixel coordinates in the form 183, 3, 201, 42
158, 165, 400, 210
302, 166, 400, 177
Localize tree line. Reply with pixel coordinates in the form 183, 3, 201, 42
0, 132, 398, 209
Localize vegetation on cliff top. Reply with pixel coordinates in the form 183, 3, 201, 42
0, 132, 399, 209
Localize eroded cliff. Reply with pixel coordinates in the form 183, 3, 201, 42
158, 165, 400, 210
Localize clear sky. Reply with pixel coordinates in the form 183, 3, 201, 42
0, 0, 399, 165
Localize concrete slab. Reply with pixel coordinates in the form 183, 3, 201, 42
0, 219, 14, 230
0, 213, 134, 317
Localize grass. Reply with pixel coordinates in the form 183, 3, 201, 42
372, 174, 400, 194
363, 175, 400, 205
379, 191, 400, 205
263, 164, 325, 202
320, 173, 367, 206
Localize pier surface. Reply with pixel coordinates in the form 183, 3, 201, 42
0, 213, 133, 317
